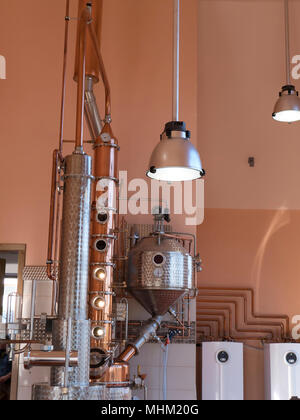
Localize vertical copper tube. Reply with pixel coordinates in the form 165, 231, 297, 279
47, 150, 61, 282
47, 0, 70, 294
75, 7, 90, 150
74, 0, 103, 83
59, 0, 70, 154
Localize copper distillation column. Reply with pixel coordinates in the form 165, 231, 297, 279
74, 0, 129, 389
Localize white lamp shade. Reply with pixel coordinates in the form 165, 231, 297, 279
273, 86, 300, 122
147, 136, 204, 182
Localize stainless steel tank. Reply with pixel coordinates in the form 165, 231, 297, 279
127, 234, 193, 316
32, 384, 106, 401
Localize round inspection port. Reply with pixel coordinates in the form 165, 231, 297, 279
95, 239, 107, 253
153, 253, 165, 266
92, 326, 105, 340
91, 296, 105, 310
93, 267, 107, 281
97, 212, 108, 224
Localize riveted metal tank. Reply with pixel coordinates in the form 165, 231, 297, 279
127, 234, 193, 316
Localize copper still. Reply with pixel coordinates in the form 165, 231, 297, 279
19, 0, 200, 401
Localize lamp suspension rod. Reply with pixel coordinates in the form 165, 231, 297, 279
285, 0, 291, 86
173, 0, 180, 122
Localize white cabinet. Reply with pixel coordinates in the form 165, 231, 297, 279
202, 342, 244, 400
265, 343, 300, 400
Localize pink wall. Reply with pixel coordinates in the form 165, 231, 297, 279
197, 0, 300, 400
0, 0, 198, 265
3, 0, 298, 401
197, 209, 300, 399
198, 0, 300, 210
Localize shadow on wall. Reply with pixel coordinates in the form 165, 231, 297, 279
251, 206, 290, 308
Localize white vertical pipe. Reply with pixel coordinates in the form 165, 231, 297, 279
64, 317, 72, 388
30, 280, 37, 341
173, 0, 180, 122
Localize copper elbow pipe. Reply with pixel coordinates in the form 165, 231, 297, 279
74, 0, 103, 84
197, 314, 225, 338
88, 21, 111, 117
197, 308, 228, 337
198, 319, 220, 338
197, 325, 212, 337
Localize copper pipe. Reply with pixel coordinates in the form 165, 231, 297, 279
197, 326, 212, 336
197, 308, 228, 338
198, 287, 289, 337
196, 323, 212, 337
75, 6, 91, 150
197, 316, 223, 338
198, 297, 275, 339
198, 286, 290, 333
47, 149, 61, 282
115, 345, 136, 363
117, 316, 162, 363
197, 300, 285, 341
59, 0, 70, 154
74, 0, 103, 83
88, 21, 111, 117
52, 164, 62, 315
197, 320, 219, 338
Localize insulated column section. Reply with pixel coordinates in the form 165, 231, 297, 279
51, 152, 92, 387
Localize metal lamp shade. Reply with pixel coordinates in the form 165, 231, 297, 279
272, 88, 300, 122
147, 136, 203, 182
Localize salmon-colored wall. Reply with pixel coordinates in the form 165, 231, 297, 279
2, 0, 299, 401
197, 0, 300, 400
0, 0, 198, 265
197, 209, 300, 399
